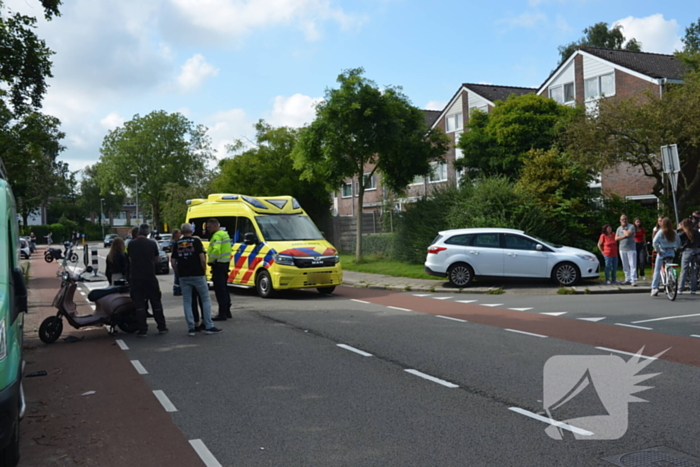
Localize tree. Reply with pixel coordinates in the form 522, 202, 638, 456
77, 164, 125, 226
212, 120, 332, 227
455, 93, 580, 179
682, 17, 700, 53
564, 70, 700, 216
292, 68, 450, 261
161, 172, 213, 233
558, 22, 642, 65
97, 110, 214, 230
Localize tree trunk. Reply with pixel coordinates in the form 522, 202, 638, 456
355, 180, 364, 262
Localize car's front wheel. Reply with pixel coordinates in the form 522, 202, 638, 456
552, 262, 580, 286
256, 270, 276, 298
448, 263, 474, 288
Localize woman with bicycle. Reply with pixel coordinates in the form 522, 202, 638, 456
678, 218, 700, 295
651, 217, 680, 297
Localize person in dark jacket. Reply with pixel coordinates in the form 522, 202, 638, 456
678, 218, 700, 294
105, 237, 129, 285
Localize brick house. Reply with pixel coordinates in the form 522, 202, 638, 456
335, 47, 686, 216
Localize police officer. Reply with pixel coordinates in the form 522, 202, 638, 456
206, 218, 232, 321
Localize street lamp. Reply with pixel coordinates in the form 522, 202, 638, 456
130, 173, 138, 226
100, 198, 105, 239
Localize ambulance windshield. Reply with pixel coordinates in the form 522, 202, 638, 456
256, 215, 324, 241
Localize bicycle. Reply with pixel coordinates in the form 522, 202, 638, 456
659, 256, 679, 301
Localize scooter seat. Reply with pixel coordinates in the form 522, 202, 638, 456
87, 285, 129, 302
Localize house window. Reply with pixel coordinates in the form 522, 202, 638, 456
363, 174, 377, 191
410, 174, 425, 185
564, 82, 575, 102
584, 73, 615, 100
341, 183, 352, 198
549, 82, 575, 104
549, 86, 563, 104
429, 162, 447, 183
445, 113, 463, 132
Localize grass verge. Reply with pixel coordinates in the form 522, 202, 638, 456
340, 254, 436, 280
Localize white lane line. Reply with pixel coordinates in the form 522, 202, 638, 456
505, 329, 547, 338
595, 347, 658, 361
116, 339, 129, 350
387, 306, 412, 312
457, 300, 478, 304
432, 297, 452, 300
189, 440, 222, 467
509, 307, 533, 311
578, 317, 606, 322
615, 323, 652, 331
632, 313, 700, 324
481, 303, 503, 307
508, 407, 593, 437
436, 315, 467, 323
412, 294, 430, 297
540, 312, 567, 316
337, 344, 373, 357
692, 335, 700, 338
350, 299, 370, 304
152, 390, 178, 412
131, 360, 149, 375
404, 369, 459, 388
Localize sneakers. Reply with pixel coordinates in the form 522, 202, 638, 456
605, 280, 611, 285
631, 282, 637, 287
212, 315, 228, 322
158, 328, 169, 335
136, 331, 147, 338
188, 328, 196, 337
641, 276, 646, 281
650, 288, 659, 297
204, 327, 222, 334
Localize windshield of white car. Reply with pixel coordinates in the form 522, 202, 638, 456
256, 215, 324, 241
529, 235, 562, 248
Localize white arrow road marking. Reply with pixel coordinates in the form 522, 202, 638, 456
692, 335, 700, 338
412, 294, 430, 297
540, 312, 567, 316
432, 296, 452, 300
457, 300, 478, 304
508, 307, 533, 311
577, 317, 606, 322
481, 303, 503, 307
595, 347, 659, 360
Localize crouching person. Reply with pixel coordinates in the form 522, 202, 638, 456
171, 223, 222, 336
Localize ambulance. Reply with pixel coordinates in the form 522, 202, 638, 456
185, 194, 342, 298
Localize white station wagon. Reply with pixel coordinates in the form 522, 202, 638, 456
424, 228, 600, 287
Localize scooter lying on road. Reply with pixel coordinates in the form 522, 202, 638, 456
44, 241, 79, 264
40, 267, 138, 343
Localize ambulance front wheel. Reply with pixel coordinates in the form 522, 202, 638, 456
256, 270, 277, 298
317, 286, 335, 295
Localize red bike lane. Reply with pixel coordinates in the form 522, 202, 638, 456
19, 249, 203, 466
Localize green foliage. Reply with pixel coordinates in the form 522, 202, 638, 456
347, 234, 395, 257
682, 17, 700, 53
81, 222, 103, 241
339, 254, 436, 279
97, 110, 214, 230
48, 222, 66, 242
77, 164, 124, 224
293, 68, 450, 260
456, 94, 580, 179
558, 22, 642, 64
212, 120, 331, 227
486, 287, 505, 295
20, 261, 30, 285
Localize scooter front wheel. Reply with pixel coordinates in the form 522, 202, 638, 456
44, 252, 54, 263
39, 316, 63, 343
69, 252, 79, 263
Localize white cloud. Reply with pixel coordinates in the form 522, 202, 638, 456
164, 0, 366, 44
100, 113, 125, 131
497, 11, 547, 30
614, 14, 683, 54
266, 94, 322, 128
175, 54, 219, 93
205, 109, 253, 159
424, 100, 447, 111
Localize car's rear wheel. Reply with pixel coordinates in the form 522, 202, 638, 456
448, 263, 474, 287
552, 262, 580, 286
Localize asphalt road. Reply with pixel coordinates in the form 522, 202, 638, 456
75, 246, 700, 466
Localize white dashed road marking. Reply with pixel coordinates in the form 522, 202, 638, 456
577, 317, 606, 322
153, 390, 178, 412
457, 300, 478, 304
337, 344, 373, 357
387, 306, 412, 312
116, 340, 129, 350
508, 407, 593, 437
189, 440, 222, 467
505, 329, 547, 338
615, 323, 652, 331
508, 307, 533, 311
350, 299, 370, 304
481, 303, 503, 307
692, 335, 700, 339
436, 315, 467, 323
540, 312, 567, 316
412, 294, 430, 297
404, 369, 459, 388
131, 360, 148, 375
432, 297, 452, 300
631, 313, 700, 324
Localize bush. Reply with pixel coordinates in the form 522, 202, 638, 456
82, 222, 104, 241
348, 233, 395, 257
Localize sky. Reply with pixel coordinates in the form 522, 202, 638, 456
5, 0, 695, 175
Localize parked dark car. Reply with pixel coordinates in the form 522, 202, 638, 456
156, 243, 169, 275
104, 234, 118, 248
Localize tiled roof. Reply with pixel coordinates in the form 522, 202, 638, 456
423, 109, 441, 127
580, 47, 686, 80
462, 83, 536, 103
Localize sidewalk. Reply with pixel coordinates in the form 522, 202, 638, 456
19, 247, 203, 466
341, 270, 652, 295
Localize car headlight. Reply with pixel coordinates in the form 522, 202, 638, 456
274, 254, 295, 266
576, 254, 597, 262
0, 318, 6, 361
333, 254, 340, 265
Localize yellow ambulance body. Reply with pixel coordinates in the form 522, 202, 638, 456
185, 194, 342, 297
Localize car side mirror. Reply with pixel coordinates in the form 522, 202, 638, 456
11, 268, 27, 319
243, 232, 258, 245
536, 244, 543, 251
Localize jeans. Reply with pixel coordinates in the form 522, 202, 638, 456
635, 241, 647, 278
173, 270, 181, 294
619, 250, 637, 283
130, 277, 166, 333
679, 249, 699, 293
180, 275, 214, 330
211, 262, 231, 316
651, 252, 674, 290
604, 255, 618, 282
